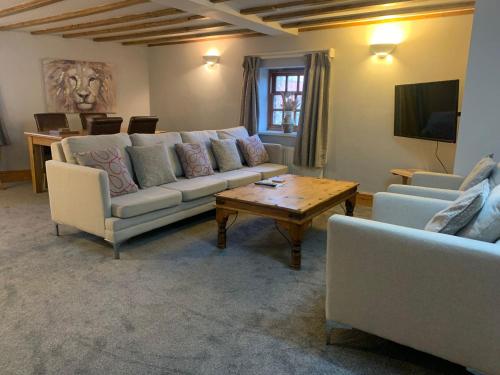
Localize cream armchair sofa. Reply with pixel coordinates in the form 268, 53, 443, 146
46, 127, 288, 259
326, 192, 500, 375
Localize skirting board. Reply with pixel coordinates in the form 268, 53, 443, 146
356, 192, 373, 207
0, 169, 31, 183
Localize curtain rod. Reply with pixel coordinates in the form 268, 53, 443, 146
248, 48, 335, 60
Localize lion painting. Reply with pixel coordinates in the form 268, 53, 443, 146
42, 59, 116, 113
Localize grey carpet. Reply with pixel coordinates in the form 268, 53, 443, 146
0, 183, 467, 375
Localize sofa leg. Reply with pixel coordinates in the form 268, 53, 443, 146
113, 242, 121, 260
54, 223, 60, 236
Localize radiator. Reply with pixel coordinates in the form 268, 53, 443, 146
282, 146, 324, 177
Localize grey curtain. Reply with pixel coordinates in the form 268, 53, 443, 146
240, 56, 261, 135
294, 52, 331, 168
0, 117, 9, 146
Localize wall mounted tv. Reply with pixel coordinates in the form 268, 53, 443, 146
394, 79, 459, 143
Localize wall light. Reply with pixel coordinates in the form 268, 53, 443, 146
370, 43, 397, 58
203, 55, 220, 67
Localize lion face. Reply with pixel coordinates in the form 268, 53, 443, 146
43, 59, 116, 113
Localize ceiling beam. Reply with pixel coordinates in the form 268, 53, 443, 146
262, 0, 409, 22
31, 8, 183, 35
0, 0, 149, 30
94, 21, 229, 42
149, 32, 262, 47
281, 1, 475, 28
63, 15, 205, 38
151, 0, 298, 35
0, 0, 64, 18
240, 0, 345, 15
123, 28, 256, 45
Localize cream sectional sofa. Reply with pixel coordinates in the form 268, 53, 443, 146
46, 127, 288, 258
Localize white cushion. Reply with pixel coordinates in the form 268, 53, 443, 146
180, 130, 219, 170
160, 176, 226, 201
242, 163, 288, 179
215, 170, 261, 188
129, 132, 184, 177
61, 133, 133, 175
459, 155, 496, 191
211, 139, 243, 172
111, 187, 182, 219
425, 180, 490, 234
459, 184, 500, 242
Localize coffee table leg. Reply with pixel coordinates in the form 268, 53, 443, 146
345, 195, 356, 217
288, 222, 309, 270
216, 208, 231, 249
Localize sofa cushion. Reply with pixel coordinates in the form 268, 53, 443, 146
216, 126, 249, 140
129, 132, 184, 177
215, 170, 261, 188
180, 130, 219, 170
175, 143, 214, 179
489, 162, 500, 189
111, 186, 182, 219
127, 144, 177, 188
62, 133, 133, 175
242, 163, 288, 179
459, 154, 496, 191
211, 138, 243, 172
160, 176, 227, 201
237, 135, 269, 167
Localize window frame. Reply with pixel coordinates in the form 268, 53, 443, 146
267, 68, 305, 132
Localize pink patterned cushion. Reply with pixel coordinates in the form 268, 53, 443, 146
237, 135, 269, 167
74, 147, 138, 197
175, 143, 214, 179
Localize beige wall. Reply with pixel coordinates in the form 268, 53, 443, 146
0, 31, 150, 171
149, 15, 473, 193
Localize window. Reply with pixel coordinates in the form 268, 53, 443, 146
267, 69, 304, 131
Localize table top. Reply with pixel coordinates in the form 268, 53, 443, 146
215, 174, 358, 214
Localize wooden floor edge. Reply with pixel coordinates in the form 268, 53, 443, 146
356, 192, 373, 207
0, 169, 31, 183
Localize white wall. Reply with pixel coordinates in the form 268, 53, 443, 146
149, 15, 473, 193
454, 1, 500, 175
0, 31, 150, 171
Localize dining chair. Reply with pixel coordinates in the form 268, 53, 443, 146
34, 113, 69, 131
127, 116, 158, 134
88, 117, 123, 135
79, 112, 107, 130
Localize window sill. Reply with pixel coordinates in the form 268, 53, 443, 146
258, 131, 297, 138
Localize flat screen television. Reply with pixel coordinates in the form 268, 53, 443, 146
394, 80, 459, 143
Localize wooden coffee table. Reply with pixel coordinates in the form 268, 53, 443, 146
215, 174, 359, 269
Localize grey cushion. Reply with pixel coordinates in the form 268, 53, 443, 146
215, 170, 261, 189
129, 132, 184, 177
62, 133, 133, 175
211, 139, 243, 172
111, 187, 182, 219
216, 126, 249, 140
459, 184, 500, 242
160, 176, 227, 201
459, 155, 496, 191
425, 180, 490, 234
180, 130, 219, 170
242, 163, 288, 179
127, 144, 177, 189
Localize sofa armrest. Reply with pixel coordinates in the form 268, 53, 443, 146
387, 184, 461, 201
373, 192, 450, 229
46, 160, 111, 237
412, 172, 464, 190
263, 143, 283, 164
326, 215, 500, 375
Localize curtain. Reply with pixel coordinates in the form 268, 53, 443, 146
294, 52, 331, 168
240, 56, 261, 135
0, 117, 9, 146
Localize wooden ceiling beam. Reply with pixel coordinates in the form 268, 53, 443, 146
31, 8, 183, 35
263, 0, 408, 22
282, 1, 475, 28
94, 21, 229, 42
149, 32, 262, 47
240, 0, 344, 15
63, 14, 205, 38
0, 0, 149, 31
0, 0, 64, 18
122, 28, 256, 45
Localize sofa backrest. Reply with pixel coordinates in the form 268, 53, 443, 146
216, 126, 249, 140
61, 133, 133, 176
129, 132, 184, 177
180, 130, 219, 170
490, 162, 500, 188
51, 142, 66, 162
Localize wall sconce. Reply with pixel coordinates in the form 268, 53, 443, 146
203, 55, 220, 67
370, 43, 397, 58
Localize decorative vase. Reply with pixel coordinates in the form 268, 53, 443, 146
282, 111, 294, 133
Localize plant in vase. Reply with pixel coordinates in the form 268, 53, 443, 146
282, 93, 300, 133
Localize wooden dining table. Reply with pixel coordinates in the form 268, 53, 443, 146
24, 130, 166, 193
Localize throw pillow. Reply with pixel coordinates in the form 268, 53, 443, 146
175, 143, 214, 179
126, 144, 177, 189
74, 147, 138, 197
237, 135, 269, 167
425, 179, 490, 234
459, 154, 496, 191
458, 183, 500, 242
211, 138, 243, 172
216, 126, 249, 164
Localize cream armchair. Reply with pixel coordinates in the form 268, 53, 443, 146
326, 192, 500, 375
